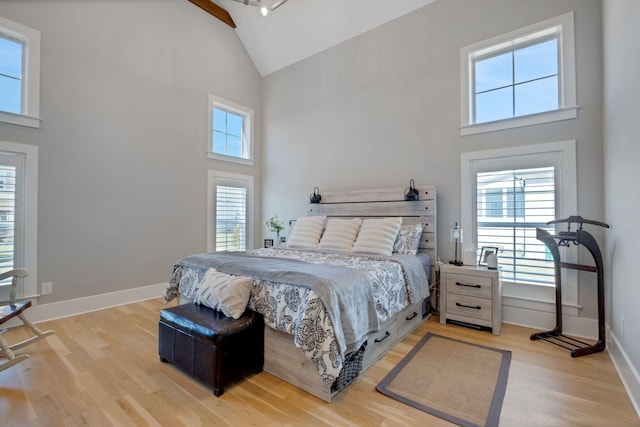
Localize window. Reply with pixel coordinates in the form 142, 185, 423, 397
0, 141, 38, 301
484, 189, 504, 218
460, 12, 577, 135
208, 95, 254, 165
0, 16, 41, 128
477, 167, 556, 285
474, 38, 558, 123
215, 185, 247, 251
213, 108, 244, 158
461, 140, 578, 312
0, 34, 23, 114
207, 171, 254, 252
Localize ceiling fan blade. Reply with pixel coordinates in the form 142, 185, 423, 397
270, 0, 288, 10
188, 0, 236, 28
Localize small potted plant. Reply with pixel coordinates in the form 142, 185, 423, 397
265, 215, 284, 245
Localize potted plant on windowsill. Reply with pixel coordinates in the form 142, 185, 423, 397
265, 215, 284, 246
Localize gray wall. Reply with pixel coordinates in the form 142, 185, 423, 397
0, 0, 262, 303
1, 0, 636, 403
262, 0, 604, 319
603, 0, 640, 395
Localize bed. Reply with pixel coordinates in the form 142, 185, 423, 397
163, 185, 438, 402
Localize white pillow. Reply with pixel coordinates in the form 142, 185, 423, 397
287, 216, 325, 248
393, 223, 423, 255
353, 217, 402, 256
194, 268, 252, 319
317, 218, 362, 251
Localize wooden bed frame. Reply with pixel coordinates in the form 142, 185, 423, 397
262, 185, 438, 402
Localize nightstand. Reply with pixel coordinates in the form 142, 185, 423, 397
439, 263, 502, 335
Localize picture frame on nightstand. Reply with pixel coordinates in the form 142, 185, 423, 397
479, 246, 499, 266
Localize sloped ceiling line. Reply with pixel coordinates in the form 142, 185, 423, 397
193, 0, 438, 76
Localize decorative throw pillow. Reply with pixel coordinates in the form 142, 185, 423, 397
287, 216, 326, 249
194, 268, 252, 319
317, 218, 363, 251
393, 223, 424, 255
353, 217, 402, 256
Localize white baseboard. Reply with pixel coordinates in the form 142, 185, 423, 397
4, 283, 167, 328
503, 301, 598, 339
608, 327, 640, 419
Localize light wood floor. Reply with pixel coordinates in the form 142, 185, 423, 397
1, 298, 638, 426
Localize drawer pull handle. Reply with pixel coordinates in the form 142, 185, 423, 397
375, 331, 391, 343
456, 281, 481, 289
456, 302, 481, 310
405, 311, 418, 321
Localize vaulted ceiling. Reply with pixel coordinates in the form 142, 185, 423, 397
201, 0, 437, 76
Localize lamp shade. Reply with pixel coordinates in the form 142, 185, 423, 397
450, 222, 463, 242
449, 221, 464, 266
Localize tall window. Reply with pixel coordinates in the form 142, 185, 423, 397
0, 141, 38, 301
460, 12, 577, 135
461, 141, 577, 308
208, 95, 254, 165
0, 162, 18, 274
215, 185, 247, 251
207, 171, 253, 252
0, 16, 41, 128
477, 167, 555, 285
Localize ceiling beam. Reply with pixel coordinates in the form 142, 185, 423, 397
188, 0, 236, 28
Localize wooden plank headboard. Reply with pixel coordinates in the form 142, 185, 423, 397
305, 185, 438, 265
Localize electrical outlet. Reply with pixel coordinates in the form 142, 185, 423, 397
41, 282, 53, 295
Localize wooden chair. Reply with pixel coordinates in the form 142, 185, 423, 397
0, 268, 54, 372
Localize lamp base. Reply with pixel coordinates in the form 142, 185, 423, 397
449, 260, 464, 266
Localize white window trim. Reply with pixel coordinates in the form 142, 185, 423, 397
207, 152, 255, 166
460, 12, 577, 136
207, 95, 255, 165
0, 16, 41, 128
461, 140, 578, 316
0, 140, 38, 299
207, 170, 254, 252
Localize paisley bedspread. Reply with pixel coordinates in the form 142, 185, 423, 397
163, 247, 429, 389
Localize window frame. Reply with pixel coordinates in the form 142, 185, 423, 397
461, 140, 578, 315
0, 16, 41, 128
207, 170, 254, 252
0, 140, 38, 301
460, 12, 577, 136
207, 95, 255, 166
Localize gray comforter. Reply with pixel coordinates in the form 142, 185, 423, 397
178, 251, 379, 354
164, 248, 430, 387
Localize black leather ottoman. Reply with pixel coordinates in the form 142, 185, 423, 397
158, 303, 264, 396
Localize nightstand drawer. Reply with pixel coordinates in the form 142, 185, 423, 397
446, 294, 493, 321
446, 273, 493, 299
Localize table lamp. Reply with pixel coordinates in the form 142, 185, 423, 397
449, 222, 464, 266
